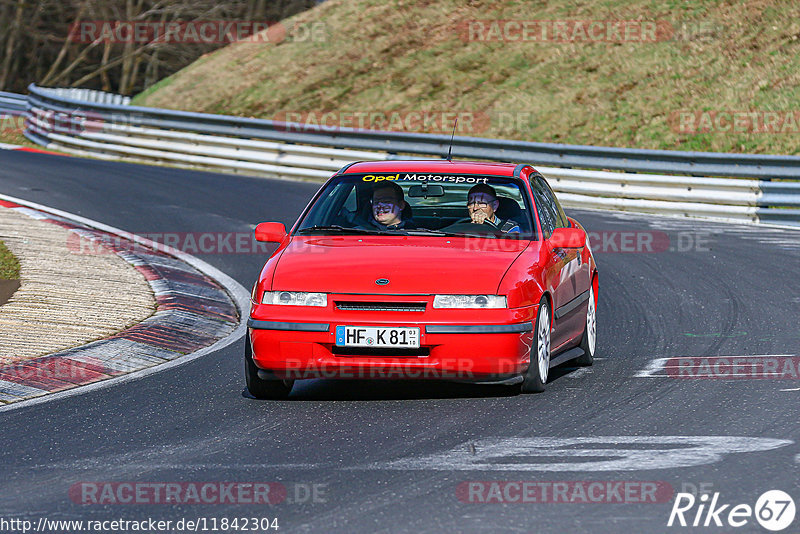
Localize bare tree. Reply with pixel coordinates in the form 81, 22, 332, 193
0, 0, 320, 94
0, 0, 25, 89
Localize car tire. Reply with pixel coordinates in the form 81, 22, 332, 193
575, 283, 596, 366
521, 296, 550, 393
244, 330, 294, 399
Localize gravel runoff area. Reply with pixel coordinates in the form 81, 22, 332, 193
0, 205, 155, 365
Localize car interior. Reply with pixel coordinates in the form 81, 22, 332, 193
364, 182, 529, 232
304, 177, 535, 236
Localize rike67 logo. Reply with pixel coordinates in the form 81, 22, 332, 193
668, 490, 795, 531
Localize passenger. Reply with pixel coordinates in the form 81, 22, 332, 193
368, 181, 416, 230
466, 184, 520, 233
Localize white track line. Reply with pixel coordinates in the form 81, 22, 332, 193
0, 192, 250, 413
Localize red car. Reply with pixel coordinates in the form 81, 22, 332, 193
245, 161, 597, 398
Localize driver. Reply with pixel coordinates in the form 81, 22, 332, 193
467, 184, 520, 233
368, 181, 416, 230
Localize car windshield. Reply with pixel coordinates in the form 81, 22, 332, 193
296, 172, 536, 239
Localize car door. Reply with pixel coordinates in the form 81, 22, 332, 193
541, 176, 592, 301
530, 175, 583, 350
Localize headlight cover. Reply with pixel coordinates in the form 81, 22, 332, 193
261, 291, 328, 307
433, 295, 507, 309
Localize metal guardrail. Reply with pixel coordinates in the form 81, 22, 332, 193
0, 91, 27, 115
27, 87, 131, 106
15, 84, 800, 226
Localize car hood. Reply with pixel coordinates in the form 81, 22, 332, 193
271, 236, 529, 294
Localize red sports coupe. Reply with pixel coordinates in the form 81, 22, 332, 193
246, 161, 597, 398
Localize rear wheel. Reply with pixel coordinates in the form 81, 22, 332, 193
521, 297, 550, 393
575, 283, 596, 366
244, 331, 294, 399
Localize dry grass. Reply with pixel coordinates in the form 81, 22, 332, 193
0, 115, 34, 148
134, 0, 800, 154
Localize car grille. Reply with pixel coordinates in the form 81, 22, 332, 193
335, 301, 426, 312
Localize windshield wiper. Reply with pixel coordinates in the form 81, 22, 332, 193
296, 225, 380, 235
405, 229, 459, 236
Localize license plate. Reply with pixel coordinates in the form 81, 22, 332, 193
335, 326, 420, 348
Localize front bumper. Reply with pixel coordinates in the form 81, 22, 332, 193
247, 301, 537, 381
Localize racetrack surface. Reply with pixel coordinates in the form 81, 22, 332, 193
1, 150, 799, 533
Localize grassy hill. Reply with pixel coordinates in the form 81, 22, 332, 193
134, 0, 800, 155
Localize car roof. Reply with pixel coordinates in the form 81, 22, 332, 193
340, 160, 533, 177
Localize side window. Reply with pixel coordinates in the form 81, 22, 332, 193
532, 175, 568, 229
299, 180, 355, 229
530, 181, 557, 239
541, 178, 570, 228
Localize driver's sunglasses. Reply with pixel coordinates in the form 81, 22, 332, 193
466, 200, 491, 208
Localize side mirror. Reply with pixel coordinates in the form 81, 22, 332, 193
549, 227, 585, 249
254, 222, 287, 243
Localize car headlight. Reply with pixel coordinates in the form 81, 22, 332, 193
261, 291, 328, 307
433, 295, 507, 309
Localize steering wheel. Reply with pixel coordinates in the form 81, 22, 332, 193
441, 219, 501, 237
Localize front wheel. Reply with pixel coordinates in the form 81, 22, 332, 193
521, 297, 551, 393
575, 283, 596, 366
244, 331, 294, 399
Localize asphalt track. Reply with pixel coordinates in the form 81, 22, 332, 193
1, 149, 799, 533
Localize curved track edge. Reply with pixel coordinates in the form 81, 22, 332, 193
0, 193, 250, 412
